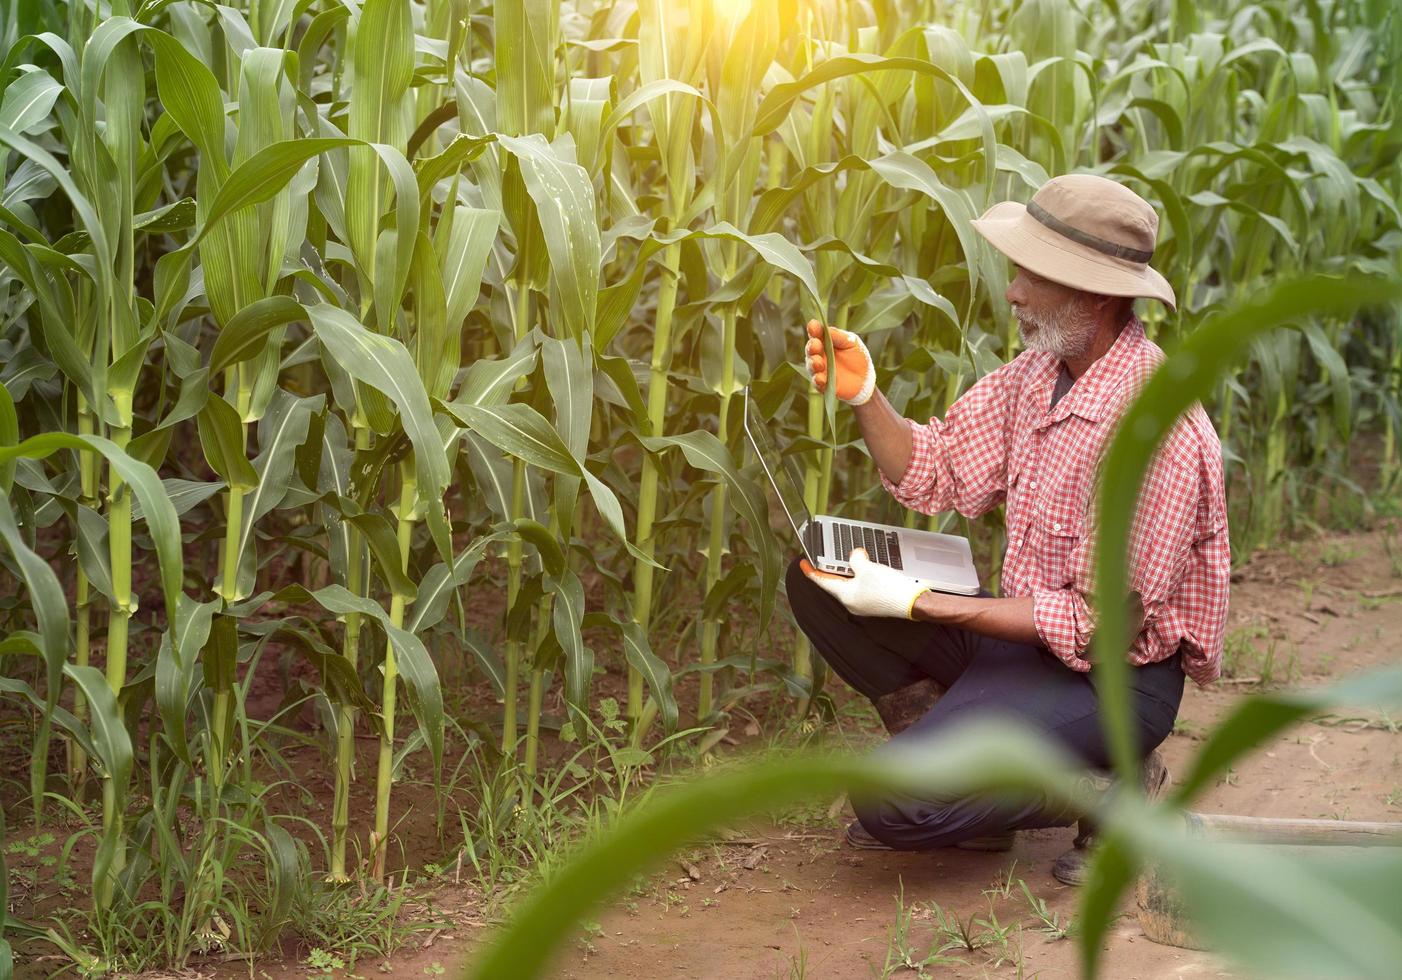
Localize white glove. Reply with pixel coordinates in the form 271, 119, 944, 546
800, 547, 928, 619
804, 319, 877, 406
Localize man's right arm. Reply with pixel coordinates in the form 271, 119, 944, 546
860, 365, 1023, 519
804, 318, 1019, 518
851, 387, 915, 486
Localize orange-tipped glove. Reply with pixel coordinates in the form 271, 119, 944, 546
800, 548, 928, 619
804, 319, 876, 406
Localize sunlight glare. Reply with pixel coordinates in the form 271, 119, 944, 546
712, 0, 753, 26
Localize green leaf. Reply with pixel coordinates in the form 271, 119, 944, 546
406, 529, 515, 634
0, 434, 184, 621
541, 333, 592, 539
0, 68, 63, 135
1169, 667, 1402, 808
345, 509, 416, 601
1075, 830, 1139, 977
1300, 322, 1352, 440
512, 518, 566, 579
65, 664, 133, 897
1106, 798, 1402, 980
546, 569, 590, 707
497, 134, 600, 338
639, 430, 779, 633
450, 333, 539, 408
0, 382, 15, 495
0, 489, 70, 821
210, 296, 306, 377
195, 137, 359, 253
155, 596, 220, 765
147, 29, 230, 181
618, 617, 676, 734
269, 584, 442, 787
751, 53, 978, 139
234, 391, 322, 593
197, 395, 258, 492
449, 402, 665, 571
1174, 844, 1402, 978
305, 304, 452, 558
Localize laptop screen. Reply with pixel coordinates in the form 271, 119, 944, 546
742, 387, 815, 561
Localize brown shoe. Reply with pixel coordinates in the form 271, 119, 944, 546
1052, 749, 1171, 886
955, 831, 1017, 852
846, 819, 892, 850
872, 677, 944, 736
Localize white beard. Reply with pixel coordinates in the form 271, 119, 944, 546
1013, 299, 1095, 361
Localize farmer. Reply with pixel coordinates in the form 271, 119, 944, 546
788, 173, 1230, 885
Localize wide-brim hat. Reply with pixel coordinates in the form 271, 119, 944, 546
970, 173, 1177, 311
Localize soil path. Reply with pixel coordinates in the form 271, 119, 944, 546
532, 526, 1402, 980
98, 525, 1401, 980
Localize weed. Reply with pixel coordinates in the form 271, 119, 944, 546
1301, 578, 1318, 609
775, 923, 809, 980
304, 947, 346, 980
929, 899, 988, 954
1018, 879, 1076, 941
971, 905, 1021, 963
1380, 528, 1402, 577
576, 919, 605, 956
1221, 624, 1269, 679
1172, 717, 1206, 740
982, 860, 1020, 901
871, 879, 961, 979
1321, 542, 1356, 567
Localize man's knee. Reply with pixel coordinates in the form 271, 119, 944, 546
785, 553, 812, 596
785, 554, 833, 627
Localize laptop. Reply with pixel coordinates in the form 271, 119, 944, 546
742, 386, 981, 595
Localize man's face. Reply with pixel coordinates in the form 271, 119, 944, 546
1005, 266, 1097, 361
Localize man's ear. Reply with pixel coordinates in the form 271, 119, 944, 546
1089, 291, 1118, 314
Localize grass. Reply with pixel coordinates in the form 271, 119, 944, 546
1381, 525, 1402, 578
1219, 625, 1300, 688
773, 923, 810, 980
869, 878, 963, 979
865, 873, 1073, 978
1017, 879, 1076, 942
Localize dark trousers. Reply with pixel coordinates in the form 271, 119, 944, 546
786, 556, 1185, 849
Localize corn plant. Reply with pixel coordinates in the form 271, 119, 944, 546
0, 0, 1399, 972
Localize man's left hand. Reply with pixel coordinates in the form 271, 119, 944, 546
800, 547, 929, 619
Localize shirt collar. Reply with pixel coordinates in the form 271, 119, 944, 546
1038, 315, 1147, 425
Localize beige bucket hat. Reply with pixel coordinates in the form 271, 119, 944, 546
971, 173, 1176, 311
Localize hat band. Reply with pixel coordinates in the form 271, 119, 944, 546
1027, 199, 1155, 263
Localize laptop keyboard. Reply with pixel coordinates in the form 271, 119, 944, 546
830, 521, 903, 570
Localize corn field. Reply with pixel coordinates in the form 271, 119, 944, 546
0, 0, 1399, 973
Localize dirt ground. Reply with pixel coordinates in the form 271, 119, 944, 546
11, 524, 1402, 979
297, 524, 1402, 980
525, 525, 1402, 980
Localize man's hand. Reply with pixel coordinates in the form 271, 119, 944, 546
804, 319, 876, 405
800, 547, 928, 619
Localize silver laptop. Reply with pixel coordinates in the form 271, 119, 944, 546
742, 386, 980, 596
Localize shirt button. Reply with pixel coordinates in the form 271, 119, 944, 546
1053, 522, 1062, 531
1030, 481, 1038, 490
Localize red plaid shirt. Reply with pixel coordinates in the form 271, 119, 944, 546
880, 316, 1230, 687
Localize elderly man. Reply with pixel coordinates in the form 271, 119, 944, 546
787, 173, 1230, 885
